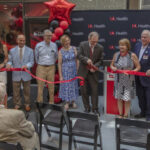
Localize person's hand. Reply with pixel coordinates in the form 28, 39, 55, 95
22, 65, 27, 70
0, 63, 4, 69
59, 76, 63, 81
87, 59, 93, 65
6, 64, 11, 69
146, 69, 150, 76
90, 68, 95, 73
111, 66, 117, 71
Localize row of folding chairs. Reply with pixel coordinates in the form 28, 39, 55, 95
36, 102, 103, 150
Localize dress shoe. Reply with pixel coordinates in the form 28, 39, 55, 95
25, 105, 31, 112
84, 108, 90, 113
134, 113, 145, 118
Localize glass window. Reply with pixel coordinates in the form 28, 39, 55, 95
24, 3, 49, 17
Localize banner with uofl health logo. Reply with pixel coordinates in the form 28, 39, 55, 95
69, 10, 150, 114
70, 10, 150, 60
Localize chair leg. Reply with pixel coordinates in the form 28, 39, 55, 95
94, 131, 98, 150
99, 128, 103, 150
39, 123, 42, 146
73, 138, 77, 149
59, 125, 63, 150
69, 133, 72, 150
116, 128, 120, 150
44, 125, 51, 137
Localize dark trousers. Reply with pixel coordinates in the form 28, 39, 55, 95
136, 77, 150, 117
80, 73, 98, 111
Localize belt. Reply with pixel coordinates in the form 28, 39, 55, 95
39, 64, 54, 67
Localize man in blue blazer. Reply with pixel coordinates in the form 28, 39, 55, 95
6, 34, 34, 111
134, 30, 150, 121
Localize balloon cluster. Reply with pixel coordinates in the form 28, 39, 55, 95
10, 3, 23, 32
50, 19, 71, 49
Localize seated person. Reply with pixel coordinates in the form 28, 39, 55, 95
0, 82, 40, 150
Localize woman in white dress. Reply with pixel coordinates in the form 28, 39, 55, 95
0, 42, 8, 106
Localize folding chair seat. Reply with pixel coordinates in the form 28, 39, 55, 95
115, 118, 150, 150
0, 141, 23, 150
67, 111, 103, 150
36, 102, 65, 150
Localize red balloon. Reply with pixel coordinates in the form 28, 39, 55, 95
54, 27, 64, 37
60, 21, 69, 30
44, 0, 76, 24
51, 33, 58, 42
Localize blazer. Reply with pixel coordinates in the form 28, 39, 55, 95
0, 107, 40, 150
8, 46, 34, 81
134, 42, 150, 87
77, 41, 104, 81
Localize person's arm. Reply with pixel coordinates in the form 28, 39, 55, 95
77, 42, 92, 65
94, 46, 104, 67
0, 45, 8, 69
6, 49, 13, 68
110, 53, 117, 71
3, 45, 8, 65
22, 48, 34, 69
18, 111, 35, 138
34, 45, 39, 64
131, 53, 141, 72
58, 51, 63, 81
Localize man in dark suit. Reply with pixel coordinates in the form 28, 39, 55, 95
134, 30, 150, 121
78, 32, 104, 114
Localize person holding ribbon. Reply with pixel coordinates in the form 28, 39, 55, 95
6, 34, 34, 111
58, 35, 79, 110
35, 29, 57, 104
134, 30, 150, 121
78, 31, 104, 114
110, 38, 140, 118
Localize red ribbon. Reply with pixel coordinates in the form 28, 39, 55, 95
0, 68, 85, 85
110, 69, 150, 77
86, 64, 150, 77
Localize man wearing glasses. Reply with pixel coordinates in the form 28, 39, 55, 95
78, 31, 104, 114
35, 29, 58, 104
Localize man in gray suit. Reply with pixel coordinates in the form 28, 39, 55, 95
0, 82, 40, 150
78, 32, 104, 114
6, 34, 34, 111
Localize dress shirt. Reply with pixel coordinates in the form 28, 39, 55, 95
18, 46, 25, 58
139, 45, 148, 61
89, 43, 94, 53
35, 41, 58, 65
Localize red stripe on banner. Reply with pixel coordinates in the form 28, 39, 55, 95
0, 68, 85, 85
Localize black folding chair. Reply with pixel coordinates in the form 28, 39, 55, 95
115, 118, 150, 150
0, 141, 23, 150
36, 102, 65, 150
67, 111, 103, 150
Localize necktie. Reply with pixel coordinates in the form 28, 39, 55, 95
90, 47, 93, 58
20, 48, 22, 60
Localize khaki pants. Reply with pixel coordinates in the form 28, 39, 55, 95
13, 80, 30, 107
36, 64, 55, 103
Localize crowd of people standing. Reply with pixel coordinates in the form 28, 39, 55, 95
0, 29, 150, 119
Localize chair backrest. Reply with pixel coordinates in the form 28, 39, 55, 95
67, 111, 99, 122
36, 102, 64, 119
0, 142, 23, 150
115, 118, 150, 150
116, 118, 150, 129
